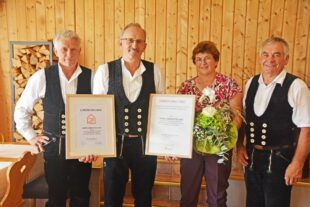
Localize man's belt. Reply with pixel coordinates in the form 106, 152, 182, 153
125, 134, 140, 138
253, 144, 294, 151
117, 134, 140, 138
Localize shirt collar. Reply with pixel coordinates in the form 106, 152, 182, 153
121, 58, 146, 78
58, 64, 82, 82
258, 69, 287, 86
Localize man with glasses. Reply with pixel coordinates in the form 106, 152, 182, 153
93, 23, 165, 207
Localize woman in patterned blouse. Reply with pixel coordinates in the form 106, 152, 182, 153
178, 41, 243, 207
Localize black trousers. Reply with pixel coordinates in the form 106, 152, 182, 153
44, 158, 92, 207
103, 138, 157, 207
244, 148, 294, 207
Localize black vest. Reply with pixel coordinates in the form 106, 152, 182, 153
107, 59, 155, 139
245, 73, 299, 147
43, 64, 92, 137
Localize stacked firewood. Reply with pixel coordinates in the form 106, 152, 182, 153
11, 44, 52, 142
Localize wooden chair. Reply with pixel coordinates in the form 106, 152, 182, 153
0, 151, 36, 207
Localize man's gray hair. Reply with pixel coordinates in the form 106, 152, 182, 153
260, 36, 289, 57
120, 23, 146, 39
53, 30, 81, 49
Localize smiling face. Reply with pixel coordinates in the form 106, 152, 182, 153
259, 42, 289, 78
54, 37, 81, 71
119, 25, 147, 62
195, 52, 218, 77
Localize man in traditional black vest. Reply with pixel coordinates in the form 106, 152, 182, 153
93, 23, 165, 207
15, 30, 97, 207
237, 37, 310, 207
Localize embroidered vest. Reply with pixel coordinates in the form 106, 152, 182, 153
43, 64, 91, 158
245, 73, 299, 147
107, 59, 155, 139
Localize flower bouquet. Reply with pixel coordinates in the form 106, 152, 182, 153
193, 87, 238, 163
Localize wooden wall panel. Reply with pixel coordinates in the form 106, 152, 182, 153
84, 0, 95, 69
232, 0, 246, 86
270, 0, 285, 37
282, 0, 298, 73
155, 0, 166, 76
255, 0, 271, 75
0, 0, 310, 142
95, 0, 105, 69
36, 0, 47, 40
244, 0, 259, 78
221, 0, 234, 77
165, 0, 177, 94
104, 0, 115, 62
75, 0, 85, 65
199, 0, 211, 41
176, 0, 188, 88
144, 0, 155, 62
55, 0, 65, 32
188, 0, 200, 79
293, 0, 310, 79
45, 0, 56, 40
0, 0, 11, 141
64, 0, 75, 31
15, 0, 27, 40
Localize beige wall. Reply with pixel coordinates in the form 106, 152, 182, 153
0, 0, 310, 140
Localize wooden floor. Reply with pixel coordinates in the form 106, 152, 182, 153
23, 156, 310, 207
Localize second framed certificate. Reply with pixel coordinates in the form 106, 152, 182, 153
146, 94, 195, 158
66, 94, 116, 159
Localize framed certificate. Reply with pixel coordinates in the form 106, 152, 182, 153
65, 94, 116, 159
146, 94, 195, 158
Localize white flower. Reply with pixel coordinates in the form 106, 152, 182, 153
201, 87, 216, 103
202, 106, 217, 117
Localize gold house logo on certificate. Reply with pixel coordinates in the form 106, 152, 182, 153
87, 114, 96, 124
66, 94, 116, 159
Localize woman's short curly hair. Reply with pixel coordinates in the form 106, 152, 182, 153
192, 41, 220, 64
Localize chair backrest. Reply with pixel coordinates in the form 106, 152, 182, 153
0, 151, 36, 207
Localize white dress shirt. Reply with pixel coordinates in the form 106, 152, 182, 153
14, 64, 92, 141
93, 58, 165, 102
243, 69, 310, 127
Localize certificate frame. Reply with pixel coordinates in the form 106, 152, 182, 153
66, 94, 116, 159
145, 94, 195, 158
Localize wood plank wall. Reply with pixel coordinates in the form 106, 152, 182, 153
0, 0, 309, 141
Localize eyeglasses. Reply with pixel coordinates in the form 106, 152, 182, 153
120, 38, 145, 45
195, 56, 213, 63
